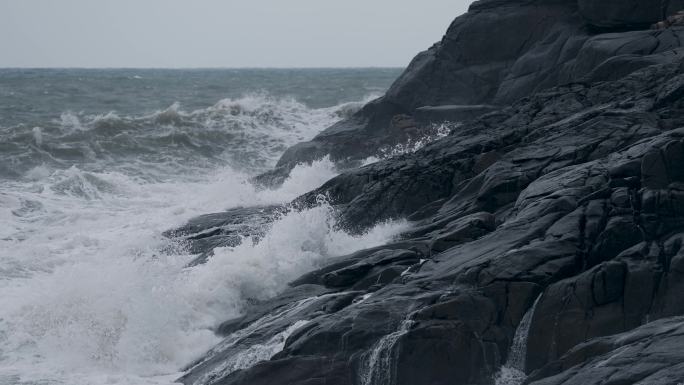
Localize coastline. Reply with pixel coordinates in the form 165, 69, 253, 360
177, 1, 684, 384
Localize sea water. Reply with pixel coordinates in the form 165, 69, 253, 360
0, 68, 408, 385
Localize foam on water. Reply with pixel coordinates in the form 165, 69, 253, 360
0, 89, 407, 385
1, 92, 380, 178
0, 159, 407, 385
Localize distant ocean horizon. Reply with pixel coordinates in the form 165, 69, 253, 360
0, 66, 405, 69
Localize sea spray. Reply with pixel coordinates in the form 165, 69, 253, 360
186, 297, 319, 374
0, 69, 401, 385
360, 122, 454, 166
185, 296, 324, 385
191, 320, 310, 385
0, 162, 407, 385
258, 156, 338, 202
494, 294, 543, 385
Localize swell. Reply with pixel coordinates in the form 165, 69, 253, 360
0, 93, 379, 180
0, 72, 396, 385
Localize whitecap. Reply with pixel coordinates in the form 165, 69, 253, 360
0, 158, 407, 385
31, 127, 43, 146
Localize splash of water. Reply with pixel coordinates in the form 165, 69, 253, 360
360, 122, 454, 166
494, 294, 543, 385
257, 156, 338, 202
358, 317, 415, 385
0, 69, 399, 385
0, 158, 407, 385
191, 320, 310, 385
186, 296, 319, 376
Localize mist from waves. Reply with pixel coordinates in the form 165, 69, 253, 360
0, 157, 408, 385
0, 69, 407, 385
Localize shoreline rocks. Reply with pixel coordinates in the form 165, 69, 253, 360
172, 1, 684, 384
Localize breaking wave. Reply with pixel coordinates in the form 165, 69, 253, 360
0, 88, 403, 385
0, 92, 380, 179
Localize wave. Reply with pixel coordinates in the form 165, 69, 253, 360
0, 92, 380, 180
0, 151, 406, 385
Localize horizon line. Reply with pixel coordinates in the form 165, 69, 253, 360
0, 66, 406, 70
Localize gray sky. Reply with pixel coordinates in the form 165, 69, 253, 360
0, 0, 471, 68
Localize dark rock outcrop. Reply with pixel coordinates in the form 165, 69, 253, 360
174, 1, 684, 385
578, 0, 667, 28
261, 1, 684, 183
414, 105, 499, 126
179, 61, 684, 385
163, 205, 284, 266
578, 0, 684, 29
527, 316, 684, 384
261, 0, 583, 179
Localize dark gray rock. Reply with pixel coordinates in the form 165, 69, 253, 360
414, 105, 499, 125
526, 316, 684, 385
177, 3, 684, 385
428, 212, 496, 253
163, 205, 284, 265
262, 9, 684, 182
259, 0, 584, 178
578, 0, 684, 29
321, 249, 420, 289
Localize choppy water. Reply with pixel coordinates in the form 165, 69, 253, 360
0, 68, 407, 385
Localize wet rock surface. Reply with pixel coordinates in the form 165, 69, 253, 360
260, 1, 684, 182
526, 316, 684, 385
578, 0, 684, 29
174, 2, 684, 384
163, 205, 284, 266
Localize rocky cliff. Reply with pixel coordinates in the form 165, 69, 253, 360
171, 1, 684, 384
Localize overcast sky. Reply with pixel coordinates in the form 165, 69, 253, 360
0, 0, 471, 68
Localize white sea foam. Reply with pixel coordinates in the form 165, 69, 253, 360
32, 127, 43, 146
360, 122, 454, 166
192, 320, 311, 385
359, 317, 415, 385
24, 164, 51, 181
0, 157, 406, 385
259, 156, 338, 201
0, 86, 401, 385
59, 111, 87, 132
41, 93, 360, 175
494, 294, 543, 385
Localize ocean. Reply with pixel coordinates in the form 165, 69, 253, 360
0, 68, 408, 385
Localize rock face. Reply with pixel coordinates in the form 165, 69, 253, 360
175, 2, 684, 385
526, 316, 684, 384
414, 105, 499, 126
163, 205, 284, 266
578, 0, 684, 29
261, 0, 684, 182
